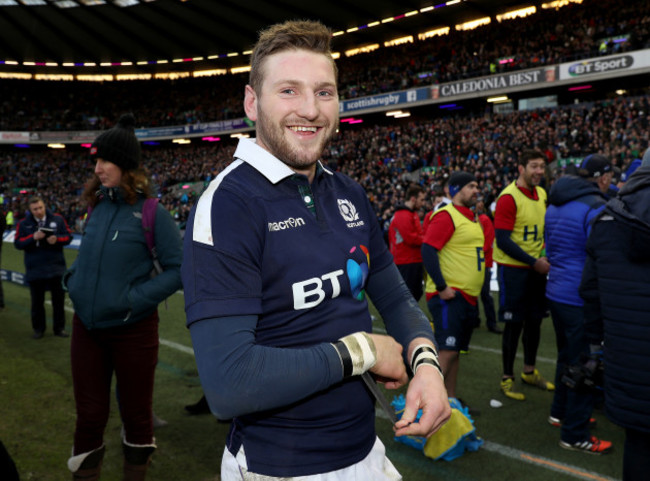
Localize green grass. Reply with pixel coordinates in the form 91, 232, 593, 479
0, 244, 624, 480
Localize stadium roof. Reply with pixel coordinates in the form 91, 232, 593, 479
0, 0, 530, 75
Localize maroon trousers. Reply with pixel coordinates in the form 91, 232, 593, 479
71, 311, 159, 454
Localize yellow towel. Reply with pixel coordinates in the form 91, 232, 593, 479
423, 408, 475, 460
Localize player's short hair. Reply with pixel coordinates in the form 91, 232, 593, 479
519, 149, 546, 167
249, 20, 337, 94
405, 184, 425, 200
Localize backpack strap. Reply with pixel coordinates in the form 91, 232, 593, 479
142, 198, 157, 252
142, 198, 163, 276
142, 197, 168, 309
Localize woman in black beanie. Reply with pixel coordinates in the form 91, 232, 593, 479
64, 114, 182, 480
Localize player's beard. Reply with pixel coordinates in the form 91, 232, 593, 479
461, 194, 478, 208
256, 108, 336, 170
521, 169, 542, 190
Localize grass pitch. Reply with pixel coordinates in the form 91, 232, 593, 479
0, 243, 624, 480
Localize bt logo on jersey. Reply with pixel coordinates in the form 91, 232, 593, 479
292, 245, 370, 310
292, 270, 344, 310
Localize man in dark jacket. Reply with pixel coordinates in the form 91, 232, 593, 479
545, 154, 613, 454
14, 197, 72, 338
580, 163, 650, 480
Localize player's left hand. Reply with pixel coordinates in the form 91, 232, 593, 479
393, 364, 451, 437
46, 235, 57, 245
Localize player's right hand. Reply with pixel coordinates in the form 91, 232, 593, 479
367, 333, 408, 389
534, 256, 550, 275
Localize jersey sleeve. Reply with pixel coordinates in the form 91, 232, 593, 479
493, 194, 516, 231
422, 210, 455, 250
191, 314, 344, 419
182, 186, 265, 325
13, 220, 34, 249
479, 214, 495, 264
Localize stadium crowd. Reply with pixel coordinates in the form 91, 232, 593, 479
1, 93, 649, 235
0, 0, 648, 132
337, 0, 650, 98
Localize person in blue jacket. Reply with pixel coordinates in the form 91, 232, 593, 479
580, 159, 650, 481
14, 196, 72, 338
545, 154, 613, 455
64, 114, 182, 481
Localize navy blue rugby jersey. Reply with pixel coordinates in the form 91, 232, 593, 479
183, 138, 394, 476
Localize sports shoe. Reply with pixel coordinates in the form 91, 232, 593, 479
559, 436, 612, 455
185, 395, 211, 415
521, 369, 555, 391
501, 378, 525, 401
548, 416, 597, 428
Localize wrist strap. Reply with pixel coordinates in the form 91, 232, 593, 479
410, 344, 443, 379
332, 332, 377, 378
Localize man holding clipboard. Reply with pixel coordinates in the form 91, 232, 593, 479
14, 196, 73, 339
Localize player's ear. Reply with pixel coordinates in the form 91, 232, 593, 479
244, 85, 258, 121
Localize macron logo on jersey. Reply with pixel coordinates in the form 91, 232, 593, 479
268, 217, 306, 232
337, 199, 365, 228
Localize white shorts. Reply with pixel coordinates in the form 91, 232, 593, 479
221, 436, 402, 481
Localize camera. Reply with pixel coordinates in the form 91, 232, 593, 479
561, 353, 604, 392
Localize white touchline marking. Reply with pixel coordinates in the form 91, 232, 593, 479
467, 343, 555, 365
159, 338, 194, 355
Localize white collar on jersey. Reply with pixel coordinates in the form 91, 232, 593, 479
233, 137, 333, 184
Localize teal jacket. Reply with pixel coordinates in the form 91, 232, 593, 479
65, 188, 182, 329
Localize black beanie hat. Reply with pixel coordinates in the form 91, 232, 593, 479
448, 171, 477, 197
90, 113, 141, 171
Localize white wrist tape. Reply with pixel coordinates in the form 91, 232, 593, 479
410, 344, 444, 379
333, 332, 377, 378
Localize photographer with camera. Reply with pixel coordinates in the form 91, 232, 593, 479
544, 154, 613, 454
580, 151, 650, 481
14, 196, 72, 339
